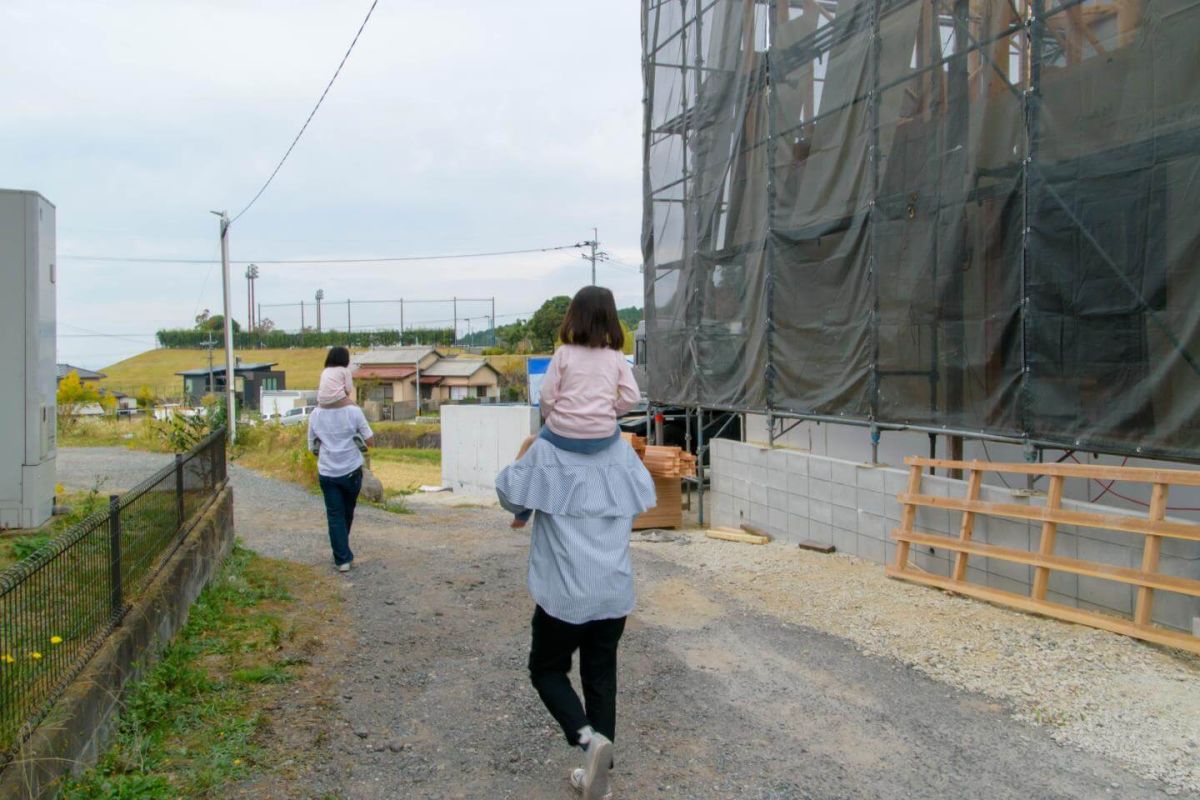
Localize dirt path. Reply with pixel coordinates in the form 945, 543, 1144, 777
59, 449, 1191, 799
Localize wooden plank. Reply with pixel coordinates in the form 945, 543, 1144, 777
895, 493, 1200, 542
1031, 475, 1064, 600
894, 464, 924, 570
885, 566, 1200, 656
740, 523, 775, 542
706, 529, 770, 545
952, 469, 983, 581
1135, 484, 1168, 626
904, 456, 1200, 487
892, 528, 1200, 598
797, 540, 836, 554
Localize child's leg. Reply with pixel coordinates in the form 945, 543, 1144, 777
578, 616, 627, 743
515, 434, 537, 461
528, 606, 591, 747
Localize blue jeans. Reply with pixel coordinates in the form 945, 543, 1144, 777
319, 468, 362, 566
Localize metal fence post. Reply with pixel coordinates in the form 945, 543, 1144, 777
175, 453, 185, 527
109, 495, 123, 621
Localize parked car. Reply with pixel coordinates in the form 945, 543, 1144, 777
279, 405, 316, 426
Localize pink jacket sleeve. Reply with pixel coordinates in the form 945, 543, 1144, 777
614, 354, 640, 415
340, 367, 355, 398
539, 349, 565, 413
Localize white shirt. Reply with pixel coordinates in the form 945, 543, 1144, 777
307, 406, 374, 478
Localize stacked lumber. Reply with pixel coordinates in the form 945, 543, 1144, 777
621, 432, 647, 459
706, 526, 770, 545
642, 445, 697, 478
633, 475, 683, 531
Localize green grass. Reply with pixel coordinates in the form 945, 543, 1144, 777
0, 489, 109, 570
61, 545, 317, 800
98, 348, 346, 397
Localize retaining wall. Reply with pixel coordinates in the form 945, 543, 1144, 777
0, 485, 235, 799
709, 439, 1200, 632
441, 405, 539, 494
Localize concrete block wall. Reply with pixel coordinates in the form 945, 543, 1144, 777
709, 439, 1200, 632
441, 405, 539, 494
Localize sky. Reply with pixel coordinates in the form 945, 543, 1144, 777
0, 1, 646, 369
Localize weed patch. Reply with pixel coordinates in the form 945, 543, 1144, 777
61, 545, 340, 800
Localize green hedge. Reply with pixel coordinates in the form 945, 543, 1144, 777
155, 328, 455, 349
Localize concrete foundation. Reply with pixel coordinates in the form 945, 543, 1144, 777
709, 438, 1200, 632
0, 484, 235, 799
441, 405, 539, 495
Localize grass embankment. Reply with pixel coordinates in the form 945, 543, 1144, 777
99, 348, 344, 397
231, 422, 442, 499
58, 417, 175, 451
62, 545, 345, 800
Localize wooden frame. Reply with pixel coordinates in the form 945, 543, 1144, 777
887, 456, 1200, 655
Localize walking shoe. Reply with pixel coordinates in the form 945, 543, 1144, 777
338, 563, 351, 573
581, 733, 613, 800
352, 434, 368, 453
569, 768, 613, 800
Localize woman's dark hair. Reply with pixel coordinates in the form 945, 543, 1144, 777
324, 346, 351, 368
558, 286, 624, 351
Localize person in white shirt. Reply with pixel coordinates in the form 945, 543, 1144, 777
307, 403, 374, 572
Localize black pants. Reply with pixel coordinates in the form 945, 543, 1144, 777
528, 605, 627, 746
318, 468, 361, 566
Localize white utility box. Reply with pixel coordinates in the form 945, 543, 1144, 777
0, 190, 57, 529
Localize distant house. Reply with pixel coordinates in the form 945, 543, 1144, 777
352, 347, 500, 420
56, 364, 106, 383
177, 361, 285, 412
55, 364, 137, 416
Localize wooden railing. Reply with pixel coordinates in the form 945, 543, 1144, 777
888, 457, 1200, 655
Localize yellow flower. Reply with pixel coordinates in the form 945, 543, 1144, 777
55, 483, 64, 496
50, 636, 63, 645
2, 655, 14, 664
30, 652, 42, 660
233, 759, 243, 766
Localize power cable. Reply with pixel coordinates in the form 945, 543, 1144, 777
59, 242, 587, 265
231, 0, 381, 223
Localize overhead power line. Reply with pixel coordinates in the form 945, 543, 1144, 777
231, 0, 381, 223
59, 243, 588, 266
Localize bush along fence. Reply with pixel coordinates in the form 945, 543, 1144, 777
154, 327, 456, 349
0, 429, 227, 764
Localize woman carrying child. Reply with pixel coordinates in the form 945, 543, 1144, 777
495, 286, 655, 800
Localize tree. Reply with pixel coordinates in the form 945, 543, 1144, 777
56, 371, 113, 432
135, 385, 156, 410
527, 296, 571, 352
196, 313, 240, 334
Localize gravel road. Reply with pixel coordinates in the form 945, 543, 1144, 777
57, 448, 1197, 799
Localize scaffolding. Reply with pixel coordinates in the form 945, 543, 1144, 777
641, 0, 1200, 461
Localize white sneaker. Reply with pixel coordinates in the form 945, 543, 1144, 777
570, 768, 613, 800
581, 733, 613, 800
338, 563, 351, 573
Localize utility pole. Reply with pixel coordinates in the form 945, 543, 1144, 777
491, 297, 496, 346
315, 289, 324, 332
300, 300, 306, 344
211, 210, 237, 444
400, 298, 405, 344
580, 228, 603, 286
452, 296, 458, 347
347, 298, 352, 336
205, 333, 215, 403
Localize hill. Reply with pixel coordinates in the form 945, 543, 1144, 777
100, 348, 340, 398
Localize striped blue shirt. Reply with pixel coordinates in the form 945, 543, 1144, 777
495, 437, 656, 624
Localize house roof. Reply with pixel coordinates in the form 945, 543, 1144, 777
57, 364, 107, 381
177, 362, 278, 377
354, 346, 443, 366
422, 359, 498, 379
418, 376, 443, 385
353, 366, 416, 381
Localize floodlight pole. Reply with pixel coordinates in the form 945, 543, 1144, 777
591, 227, 597, 286
213, 210, 237, 444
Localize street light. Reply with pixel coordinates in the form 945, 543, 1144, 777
244, 264, 259, 330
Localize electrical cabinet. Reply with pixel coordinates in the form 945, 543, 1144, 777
0, 190, 56, 529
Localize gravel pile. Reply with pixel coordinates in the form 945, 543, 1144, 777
647, 533, 1200, 795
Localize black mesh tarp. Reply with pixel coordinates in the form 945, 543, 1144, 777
642, 0, 1200, 459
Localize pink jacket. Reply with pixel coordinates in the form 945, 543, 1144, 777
540, 345, 640, 439
317, 366, 354, 407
